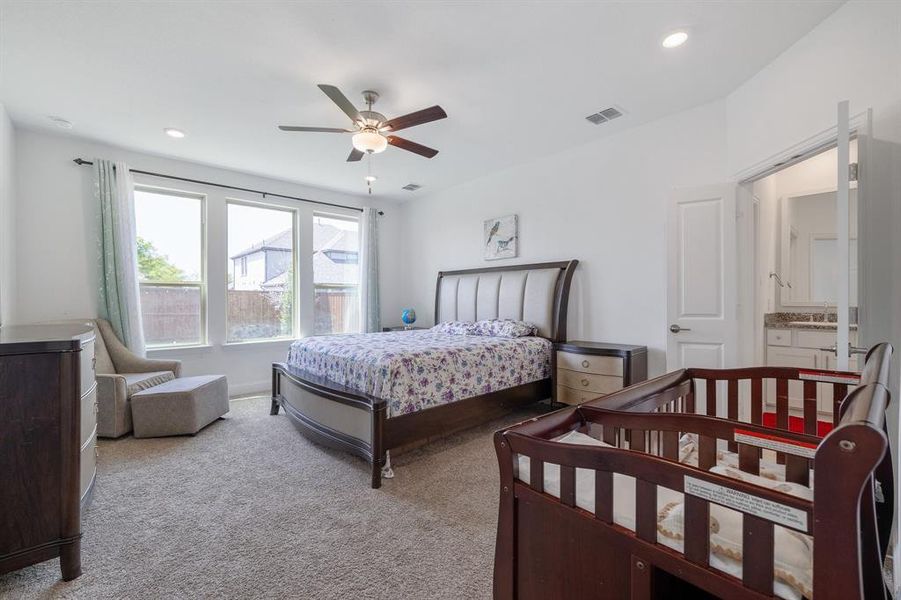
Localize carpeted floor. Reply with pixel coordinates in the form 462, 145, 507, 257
0, 396, 547, 599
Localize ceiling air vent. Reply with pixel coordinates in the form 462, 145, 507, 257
585, 106, 625, 125
402, 183, 422, 192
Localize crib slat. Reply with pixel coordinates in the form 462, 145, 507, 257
560, 465, 575, 507
662, 431, 679, 461
741, 514, 774, 595
706, 379, 718, 417
803, 380, 817, 435
686, 390, 695, 414
833, 383, 849, 425
698, 435, 717, 471
727, 379, 739, 452
775, 378, 789, 430
595, 470, 613, 523
630, 430, 646, 453
785, 454, 809, 487
530, 458, 544, 494
684, 495, 709, 566
738, 443, 761, 476
602, 425, 617, 446
751, 378, 763, 425
636, 479, 657, 543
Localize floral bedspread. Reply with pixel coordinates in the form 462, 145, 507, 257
287, 330, 552, 417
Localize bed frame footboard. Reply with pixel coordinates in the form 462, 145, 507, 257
273, 362, 550, 488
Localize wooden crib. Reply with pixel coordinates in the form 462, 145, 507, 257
493, 343, 893, 599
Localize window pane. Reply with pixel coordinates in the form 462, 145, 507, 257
313, 214, 360, 335
140, 284, 203, 346
134, 188, 205, 347
134, 190, 202, 282
227, 203, 295, 342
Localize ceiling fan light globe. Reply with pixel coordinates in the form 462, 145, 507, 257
352, 130, 388, 154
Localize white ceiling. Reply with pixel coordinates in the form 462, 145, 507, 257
0, 1, 842, 201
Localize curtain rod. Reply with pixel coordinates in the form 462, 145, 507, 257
72, 158, 384, 216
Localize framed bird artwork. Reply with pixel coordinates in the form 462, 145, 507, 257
484, 215, 518, 260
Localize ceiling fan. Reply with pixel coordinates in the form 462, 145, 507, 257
279, 84, 447, 162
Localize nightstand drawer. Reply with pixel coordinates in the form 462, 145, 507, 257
556, 352, 623, 376
557, 369, 623, 394
556, 385, 603, 405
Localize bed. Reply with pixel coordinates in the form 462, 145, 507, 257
270, 260, 578, 488
494, 343, 893, 599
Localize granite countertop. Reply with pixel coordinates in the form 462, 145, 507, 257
764, 312, 858, 331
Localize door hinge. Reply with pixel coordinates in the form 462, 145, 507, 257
849, 162, 859, 182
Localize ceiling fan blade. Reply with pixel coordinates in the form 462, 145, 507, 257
382, 105, 447, 132
318, 84, 362, 123
347, 148, 365, 162
387, 136, 439, 158
278, 126, 351, 133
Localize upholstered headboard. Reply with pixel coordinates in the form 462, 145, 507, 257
434, 260, 578, 342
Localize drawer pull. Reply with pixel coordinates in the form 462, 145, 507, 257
581, 360, 590, 368
95, 446, 99, 458
581, 378, 589, 387
92, 357, 96, 370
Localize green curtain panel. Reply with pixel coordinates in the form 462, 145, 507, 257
95, 159, 146, 355
360, 207, 381, 333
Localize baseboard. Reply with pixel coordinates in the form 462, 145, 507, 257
228, 380, 270, 398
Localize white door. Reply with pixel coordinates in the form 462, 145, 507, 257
666, 184, 738, 370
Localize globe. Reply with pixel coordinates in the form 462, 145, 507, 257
401, 309, 417, 326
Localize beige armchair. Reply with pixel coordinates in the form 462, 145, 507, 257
92, 319, 182, 438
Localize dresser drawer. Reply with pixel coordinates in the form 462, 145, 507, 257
556, 352, 623, 376
80, 428, 97, 501
80, 385, 98, 445
80, 338, 96, 397
556, 385, 603, 405
766, 329, 792, 347
557, 368, 623, 395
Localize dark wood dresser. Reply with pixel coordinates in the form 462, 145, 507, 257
0, 324, 96, 581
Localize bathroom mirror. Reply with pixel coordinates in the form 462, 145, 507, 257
780, 189, 857, 306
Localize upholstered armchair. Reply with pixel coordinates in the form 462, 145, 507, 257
92, 319, 182, 438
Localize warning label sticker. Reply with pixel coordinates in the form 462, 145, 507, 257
684, 476, 809, 531
734, 428, 818, 459
798, 369, 860, 385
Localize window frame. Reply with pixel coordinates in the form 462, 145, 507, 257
225, 198, 299, 343
134, 184, 208, 349
312, 211, 362, 335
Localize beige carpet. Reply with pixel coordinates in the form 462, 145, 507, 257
0, 396, 547, 599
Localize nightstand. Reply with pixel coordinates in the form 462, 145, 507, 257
553, 341, 648, 405
382, 326, 426, 332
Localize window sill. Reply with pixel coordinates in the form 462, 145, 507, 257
147, 344, 213, 355
222, 338, 295, 349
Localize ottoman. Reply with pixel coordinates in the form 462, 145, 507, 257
131, 375, 229, 438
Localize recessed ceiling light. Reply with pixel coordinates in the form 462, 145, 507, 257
48, 116, 73, 129
662, 31, 688, 49
164, 128, 186, 138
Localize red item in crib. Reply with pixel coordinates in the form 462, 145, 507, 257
762, 412, 834, 437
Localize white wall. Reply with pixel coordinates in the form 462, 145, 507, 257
13, 128, 403, 394
726, 0, 901, 174
393, 101, 729, 377
0, 103, 15, 325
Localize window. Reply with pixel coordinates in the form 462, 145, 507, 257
313, 213, 360, 335
227, 201, 295, 342
134, 188, 205, 347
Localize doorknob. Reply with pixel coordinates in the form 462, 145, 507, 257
849, 344, 868, 356
669, 324, 691, 333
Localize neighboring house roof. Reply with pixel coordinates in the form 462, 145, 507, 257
229, 229, 293, 260
233, 222, 359, 288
